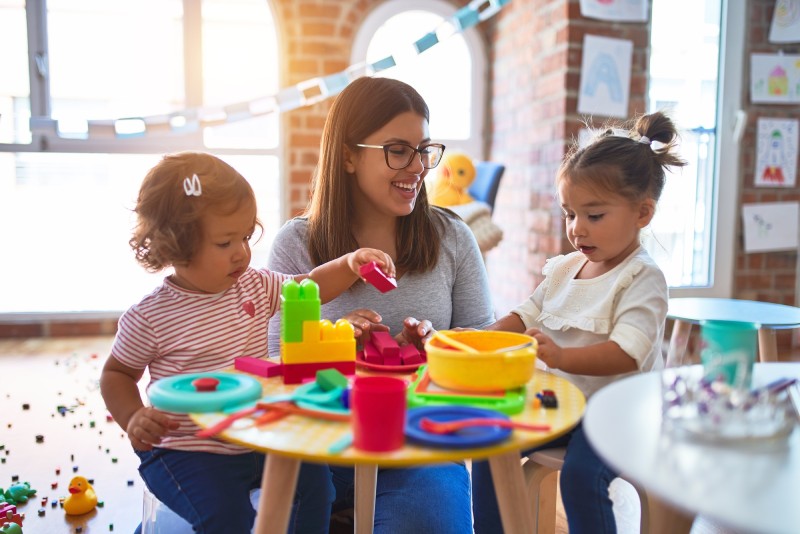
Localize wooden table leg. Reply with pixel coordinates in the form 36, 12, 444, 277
647, 493, 695, 534
666, 320, 693, 367
254, 454, 300, 534
758, 328, 778, 362
489, 450, 534, 533
354, 464, 378, 534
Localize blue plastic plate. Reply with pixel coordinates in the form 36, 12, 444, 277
404, 406, 512, 449
148, 372, 262, 413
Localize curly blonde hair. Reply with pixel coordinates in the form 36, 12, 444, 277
130, 151, 260, 271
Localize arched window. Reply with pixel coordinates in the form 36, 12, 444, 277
351, 0, 487, 158
0, 0, 281, 314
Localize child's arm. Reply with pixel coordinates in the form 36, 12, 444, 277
529, 330, 638, 375
100, 356, 178, 451
298, 248, 396, 303
486, 312, 526, 333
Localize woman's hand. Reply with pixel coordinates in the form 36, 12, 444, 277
347, 248, 396, 279
395, 317, 434, 350
126, 406, 179, 451
340, 309, 390, 342
525, 328, 563, 370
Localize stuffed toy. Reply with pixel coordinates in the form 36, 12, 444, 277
428, 151, 475, 207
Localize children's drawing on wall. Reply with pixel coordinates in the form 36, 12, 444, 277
741, 202, 799, 253
769, 0, 800, 43
755, 117, 799, 187
577, 35, 632, 119
579, 0, 648, 22
750, 53, 800, 103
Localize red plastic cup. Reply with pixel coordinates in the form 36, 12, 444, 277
351, 376, 407, 452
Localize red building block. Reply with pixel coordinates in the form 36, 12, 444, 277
371, 331, 399, 358
235, 357, 283, 378
363, 341, 383, 364
282, 360, 355, 385
359, 261, 397, 293
399, 344, 424, 365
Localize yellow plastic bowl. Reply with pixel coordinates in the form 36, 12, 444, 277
424, 330, 538, 392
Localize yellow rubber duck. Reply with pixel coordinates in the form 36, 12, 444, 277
428, 152, 476, 208
63, 476, 98, 515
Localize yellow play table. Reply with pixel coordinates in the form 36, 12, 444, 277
192, 369, 585, 534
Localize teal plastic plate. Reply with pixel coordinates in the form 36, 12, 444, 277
148, 372, 263, 413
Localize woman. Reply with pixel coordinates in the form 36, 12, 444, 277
267, 77, 494, 533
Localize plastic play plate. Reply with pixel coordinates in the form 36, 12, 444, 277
293, 381, 351, 415
148, 372, 263, 413
405, 406, 512, 449
356, 349, 427, 373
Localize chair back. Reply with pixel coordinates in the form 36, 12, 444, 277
468, 161, 505, 211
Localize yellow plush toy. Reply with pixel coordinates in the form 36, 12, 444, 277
428, 151, 475, 207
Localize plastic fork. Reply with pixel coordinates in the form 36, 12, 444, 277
419, 417, 550, 434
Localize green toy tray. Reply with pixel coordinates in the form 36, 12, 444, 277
406, 365, 525, 415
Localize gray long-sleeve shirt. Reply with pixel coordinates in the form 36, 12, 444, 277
267, 214, 495, 356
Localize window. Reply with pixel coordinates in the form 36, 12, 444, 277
0, 0, 281, 315
643, 0, 743, 296
351, 0, 487, 159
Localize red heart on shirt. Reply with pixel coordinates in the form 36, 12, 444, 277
242, 301, 255, 317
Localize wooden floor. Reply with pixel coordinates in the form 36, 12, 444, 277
2, 336, 795, 533
0, 336, 144, 534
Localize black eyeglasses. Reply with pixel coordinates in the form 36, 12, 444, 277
355, 143, 446, 170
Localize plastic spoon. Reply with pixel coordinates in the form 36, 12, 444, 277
432, 331, 479, 353
419, 417, 550, 434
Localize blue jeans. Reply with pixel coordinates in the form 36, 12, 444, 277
472, 423, 618, 534
329, 462, 472, 534
134, 448, 333, 534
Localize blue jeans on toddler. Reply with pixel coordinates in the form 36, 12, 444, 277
330, 462, 473, 534
471, 423, 618, 534
134, 448, 333, 534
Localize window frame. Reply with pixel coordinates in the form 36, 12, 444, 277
666, 0, 743, 298
350, 0, 488, 159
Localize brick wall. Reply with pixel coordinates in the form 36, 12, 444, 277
735, 0, 800, 349
485, 0, 650, 315
736, 0, 800, 304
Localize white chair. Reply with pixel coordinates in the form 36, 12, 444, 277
522, 448, 650, 533
141, 486, 260, 534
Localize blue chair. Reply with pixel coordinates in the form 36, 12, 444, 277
468, 161, 505, 211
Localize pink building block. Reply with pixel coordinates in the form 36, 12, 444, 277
363, 341, 383, 364
359, 261, 397, 293
399, 344, 423, 365
235, 357, 283, 378
371, 331, 399, 358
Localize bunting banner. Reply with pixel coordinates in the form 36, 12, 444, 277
30, 0, 510, 140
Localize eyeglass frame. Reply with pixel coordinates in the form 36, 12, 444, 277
354, 142, 447, 170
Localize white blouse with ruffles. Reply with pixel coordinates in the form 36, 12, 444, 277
513, 247, 667, 398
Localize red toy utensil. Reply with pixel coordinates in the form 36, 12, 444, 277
419, 417, 550, 434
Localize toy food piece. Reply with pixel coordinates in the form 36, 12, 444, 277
64, 476, 98, 516
148, 372, 262, 413
359, 261, 397, 293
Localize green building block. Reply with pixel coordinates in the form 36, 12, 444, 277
316, 369, 348, 391
281, 279, 321, 342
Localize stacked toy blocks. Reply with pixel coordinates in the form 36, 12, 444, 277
361, 331, 424, 366
280, 278, 355, 384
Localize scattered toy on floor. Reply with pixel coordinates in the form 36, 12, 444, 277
63, 476, 97, 516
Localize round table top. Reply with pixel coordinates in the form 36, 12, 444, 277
192, 369, 585, 467
583, 363, 800, 534
667, 297, 800, 329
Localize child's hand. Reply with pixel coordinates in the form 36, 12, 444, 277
525, 328, 563, 370
347, 248, 396, 279
126, 406, 179, 451
395, 317, 433, 350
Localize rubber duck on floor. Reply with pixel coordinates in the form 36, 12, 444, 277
63, 476, 97, 516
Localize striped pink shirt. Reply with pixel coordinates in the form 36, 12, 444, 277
111, 267, 291, 454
